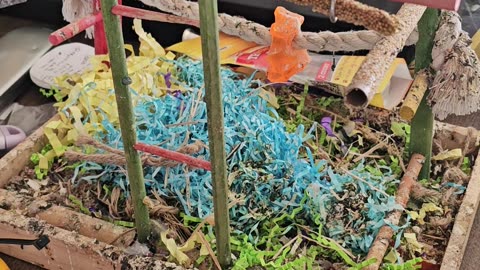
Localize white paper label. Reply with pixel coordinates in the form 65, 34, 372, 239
30, 43, 94, 89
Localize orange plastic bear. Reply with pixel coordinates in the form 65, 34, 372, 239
267, 7, 311, 83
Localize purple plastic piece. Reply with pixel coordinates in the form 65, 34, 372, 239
164, 73, 172, 88
321, 116, 335, 137
0, 125, 26, 150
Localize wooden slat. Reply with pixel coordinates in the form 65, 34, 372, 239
0, 209, 172, 270
0, 115, 58, 188
441, 149, 480, 269
0, 109, 479, 269
0, 208, 122, 270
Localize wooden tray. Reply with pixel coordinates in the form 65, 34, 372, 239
0, 115, 478, 270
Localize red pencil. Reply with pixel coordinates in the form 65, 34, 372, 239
49, 13, 102, 46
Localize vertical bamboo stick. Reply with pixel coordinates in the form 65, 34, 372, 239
198, 0, 232, 267
100, 0, 151, 242
410, 8, 440, 180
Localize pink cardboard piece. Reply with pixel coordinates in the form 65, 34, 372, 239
389, 0, 461, 11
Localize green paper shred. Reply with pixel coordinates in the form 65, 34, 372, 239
68, 195, 90, 215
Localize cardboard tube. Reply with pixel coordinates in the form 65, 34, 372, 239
345, 4, 426, 108
399, 71, 429, 121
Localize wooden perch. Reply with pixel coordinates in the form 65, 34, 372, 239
285, 0, 399, 35
344, 4, 426, 107
363, 153, 425, 270
49, 13, 102, 46
50, 4, 198, 47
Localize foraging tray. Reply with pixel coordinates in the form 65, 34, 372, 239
0, 115, 478, 270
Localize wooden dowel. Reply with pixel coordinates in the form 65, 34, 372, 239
111, 4, 200, 27
93, 0, 109, 54
134, 143, 212, 171
49, 13, 102, 46
100, 0, 151, 243
198, 0, 232, 267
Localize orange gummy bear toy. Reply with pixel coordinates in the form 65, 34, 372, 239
267, 7, 310, 83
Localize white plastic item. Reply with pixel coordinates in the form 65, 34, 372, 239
0, 125, 26, 150
182, 28, 200, 41
0, 27, 52, 98
29, 42, 94, 89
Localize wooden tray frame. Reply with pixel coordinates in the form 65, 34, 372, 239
0, 116, 478, 270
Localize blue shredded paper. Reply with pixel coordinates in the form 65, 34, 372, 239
73, 58, 404, 254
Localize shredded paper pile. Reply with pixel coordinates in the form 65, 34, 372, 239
39, 20, 408, 267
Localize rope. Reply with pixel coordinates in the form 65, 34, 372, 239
64, 134, 206, 168
139, 0, 419, 52
62, 0, 94, 38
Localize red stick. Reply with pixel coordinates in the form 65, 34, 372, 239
93, 0, 108, 54
111, 5, 200, 27
134, 143, 212, 171
49, 13, 102, 46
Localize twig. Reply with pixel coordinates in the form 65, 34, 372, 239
363, 153, 425, 270
301, 234, 355, 259
272, 235, 301, 261
110, 228, 136, 246
353, 138, 388, 163
421, 233, 446, 241
164, 120, 204, 128
197, 231, 222, 270
341, 169, 389, 197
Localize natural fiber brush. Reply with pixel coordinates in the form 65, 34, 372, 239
285, 0, 399, 35
428, 11, 480, 120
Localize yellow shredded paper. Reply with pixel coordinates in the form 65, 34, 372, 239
42, 19, 179, 168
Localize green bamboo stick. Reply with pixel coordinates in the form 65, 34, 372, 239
410, 8, 440, 180
198, 0, 232, 267
100, 0, 151, 243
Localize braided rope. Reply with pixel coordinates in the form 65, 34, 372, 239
139, 0, 419, 52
